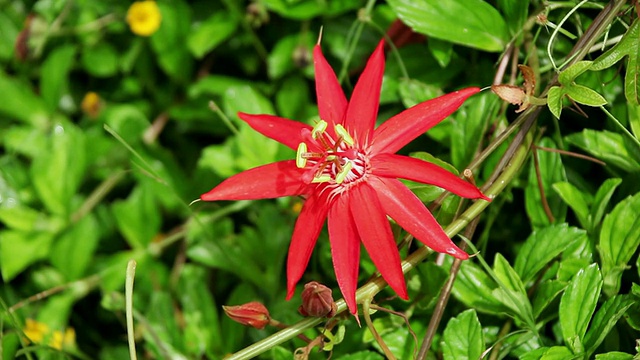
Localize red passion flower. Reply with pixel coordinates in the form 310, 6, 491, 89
201, 40, 490, 314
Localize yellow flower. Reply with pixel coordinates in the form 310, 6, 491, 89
126, 1, 162, 37
81, 91, 103, 118
23, 319, 76, 350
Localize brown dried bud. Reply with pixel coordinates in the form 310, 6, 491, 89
223, 301, 270, 329
491, 85, 526, 106
298, 281, 337, 318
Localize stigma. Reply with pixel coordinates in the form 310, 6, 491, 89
295, 120, 368, 186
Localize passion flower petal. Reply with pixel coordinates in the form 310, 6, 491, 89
238, 112, 311, 151
313, 45, 348, 128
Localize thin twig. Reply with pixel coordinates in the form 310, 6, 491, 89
532, 146, 555, 223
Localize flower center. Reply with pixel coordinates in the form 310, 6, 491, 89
295, 120, 368, 187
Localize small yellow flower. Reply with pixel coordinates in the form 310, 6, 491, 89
126, 1, 162, 37
23, 319, 49, 344
23, 319, 76, 350
81, 91, 103, 118
50, 328, 76, 350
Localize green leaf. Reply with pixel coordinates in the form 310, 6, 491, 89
387, 0, 508, 52
268, 34, 311, 80
564, 84, 608, 106
30, 122, 87, 216
112, 185, 160, 249
187, 11, 238, 59
177, 265, 223, 357
428, 38, 454, 68
276, 76, 310, 120
41, 44, 77, 111
595, 352, 635, 360
590, 178, 622, 229
398, 78, 440, 109
451, 259, 507, 315
81, 42, 118, 78
629, 103, 640, 139
552, 183, 592, 230
559, 263, 602, 354
0, 230, 54, 281
261, 0, 360, 20
525, 138, 567, 228
532, 280, 567, 319
547, 86, 564, 119
151, 0, 193, 81
145, 291, 187, 358
451, 92, 494, 169
514, 224, 586, 284
0, 71, 49, 127
565, 129, 640, 172
496, 0, 528, 38
441, 309, 484, 360
0, 12, 19, 61
558, 61, 593, 85
592, 19, 639, 105
50, 214, 100, 280
598, 193, 640, 297
583, 295, 635, 357
539, 346, 574, 360
492, 254, 535, 327
334, 351, 385, 360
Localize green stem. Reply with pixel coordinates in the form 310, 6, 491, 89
600, 105, 640, 147
338, 0, 377, 83
126, 260, 138, 360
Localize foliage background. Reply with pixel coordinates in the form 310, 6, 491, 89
0, 0, 639, 359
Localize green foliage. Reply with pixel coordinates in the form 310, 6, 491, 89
0, 0, 639, 359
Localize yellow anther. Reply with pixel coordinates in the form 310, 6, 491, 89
311, 120, 328, 139
335, 162, 353, 184
296, 143, 308, 168
334, 124, 354, 146
311, 174, 332, 183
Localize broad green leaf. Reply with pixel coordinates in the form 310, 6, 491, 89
525, 138, 567, 228
598, 193, 640, 297
595, 352, 635, 360
565, 130, 640, 172
451, 259, 507, 315
532, 280, 567, 319
496, 0, 528, 38
188, 75, 259, 98
547, 86, 564, 119
564, 84, 608, 106
629, 103, 640, 139
31, 122, 87, 216
187, 11, 238, 59
81, 42, 118, 78
364, 316, 421, 359
583, 295, 635, 357
552, 183, 592, 230
558, 61, 593, 85
590, 178, 622, 229
415, 262, 449, 310
334, 351, 385, 360
540, 346, 574, 360
428, 38, 454, 68
0, 12, 18, 61
559, 263, 602, 354
261, 0, 360, 20
41, 44, 76, 111
0, 71, 49, 127
276, 76, 310, 120
398, 78, 440, 109
451, 92, 494, 169
112, 184, 160, 249
268, 34, 312, 80
50, 214, 100, 280
387, 0, 508, 52
592, 20, 639, 105
492, 254, 535, 327
0, 205, 59, 233
151, 0, 193, 81
270, 346, 294, 360
103, 104, 151, 145
0, 230, 54, 281
177, 265, 223, 357
441, 309, 484, 360
514, 224, 585, 284
145, 291, 188, 359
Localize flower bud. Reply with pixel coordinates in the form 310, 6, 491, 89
223, 301, 270, 329
298, 281, 337, 318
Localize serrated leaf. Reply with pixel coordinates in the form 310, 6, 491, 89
583, 295, 635, 357
547, 86, 564, 119
441, 309, 484, 360
558, 61, 593, 85
451, 259, 507, 315
492, 254, 535, 327
595, 352, 635, 360
598, 193, 640, 297
559, 263, 602, 354
590, 178, 622, 229
565, 129, 640, 172
564, 84, 608, 106
387, 0, 508, 52
539, 346, 574, 360
398, 78, 441, 109
532, 280, 567, 319
515, 224, 586, 284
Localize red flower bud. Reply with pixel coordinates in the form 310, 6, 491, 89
298, 281, 337, 318
223, 301, 270, 329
